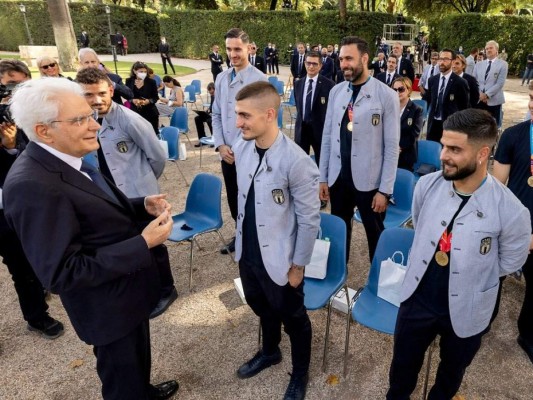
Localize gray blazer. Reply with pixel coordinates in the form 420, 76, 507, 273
319, 78, 400, 195
233, 132, 320, 286
401, 172, 530, 338
98, 102, 166, 198
212, 64, 267, 149
473, 58, 507, 106
465, 55, 475, 76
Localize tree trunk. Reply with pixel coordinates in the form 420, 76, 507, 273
270, 0, 277, 10
340, 0, 348, 36
46, 0, 78, 72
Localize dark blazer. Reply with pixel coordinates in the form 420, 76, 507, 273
107, 72, 133, 105
462, 72, 480, 108
371, 59, 387, 76
398, 99, 424, 171
158, 42, 171, 56
3, 143, 160, 346
290, 53, 307, 79
294, 75, 335, 145
376, 71, 401, 87
320, 56, 335, 80
209, 52, 224, 74
249, 55, 267, 74
125, 76, 159, 115
397, 57, 415, 83
426, 72, 470, 133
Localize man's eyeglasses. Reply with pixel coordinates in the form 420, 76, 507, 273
392, 87, 406, 93
438, 57, 452, 62
305, 61, 319, 68
251, 47, 256, 50
40, 63, 57, 70
50, 111, 97, 127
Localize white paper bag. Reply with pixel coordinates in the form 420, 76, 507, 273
159, 139, 169, 157
377, 251, 406, 307
305, 229, 330, 279
179, 143, 187, 160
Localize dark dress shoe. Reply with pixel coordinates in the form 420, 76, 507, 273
150, 287, 178, 319
27, 315, 64, 340
517, 335, 533, 364
220, 236, 236, 254
237, 349, 282, 379
283, 373, 309, 400
149, 380, 179, 399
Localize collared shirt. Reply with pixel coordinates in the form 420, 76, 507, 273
396, 56, 402, 75
302, 75, 317, 117
437, 70, 452, 93
36, 142, 85, 177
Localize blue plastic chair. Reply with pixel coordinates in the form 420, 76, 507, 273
354, 168, 415, 228
277, 106, 283, 129
275, 81, 284, 96
412, 98, 428, 134
281, 89, 297, 136
191, 79, 201, 96
169, 107, 195, 152
268, 76, 279, 86
343, 227, 415, 376
413, 140, 442, 182
304, 213, 349, 372
159, 126, 189, 186
168, 173, 227, 289
184, 85, 198, 110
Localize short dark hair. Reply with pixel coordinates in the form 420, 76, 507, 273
440, 48, 456, 59
235, 81, 280, 110
305, 51, 322, 63
207, 82, 215, 91
130, 61, 148, 78
443, 109, 497, 147
340, 36, 370, 56
387, 54, 398, 62
162, 76, 180, 86
0, 59, 31, 79
470, 48, 479, 55
224, 28, 249, 44
76, 67, 112, 86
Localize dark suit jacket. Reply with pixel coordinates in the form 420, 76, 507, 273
399, 99, 424, 171
426, 72, 470, 133
290, 53, 307, 79
320, 57, 334, 80
107, 72, 133, 105
294, 75, 335, 146
209, 52, 224, 73
462, 72, 480, 108
397, 57, 415, 83
371, 59, 386, 76
376, 71, 401, 87
125, 76, 160, 119
3, 143, 160, 346
249, 55, 267, 74
158, 42, 171, 56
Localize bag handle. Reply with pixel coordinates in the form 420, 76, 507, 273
390, 251, 405, 265
316, 227, 322, 240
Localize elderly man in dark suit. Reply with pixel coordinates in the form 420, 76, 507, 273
426, 48, 470, 143
290, 42, 307, 81
370, 51, 387, 76
4, 78, 178, 400
391, 42, 415, 83
209, 44, 224, 83
294, 51, 335, 169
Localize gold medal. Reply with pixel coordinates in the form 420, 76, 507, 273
435, 251, 449, 267
347, 121, 353, 131
528, 176, 533, 187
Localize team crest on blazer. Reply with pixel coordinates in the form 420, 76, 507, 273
494, 72, 498, 79
480, 237, 492, 255
372, 114, 381, 126
449, 94, 455, 101
116, 141, 128, 153
407, 118, 413, 126
321, 97, 326, 104
271, 189, 285, 205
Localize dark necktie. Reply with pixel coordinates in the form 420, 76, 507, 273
430, 65, 435, 77
304, 78, 313, 122
80, 160, 120, 204
386, 73, 391, 85
484, 60, 492, 81
298, 56, 303, 74
251, 56, 255, 66
436, 76, 446, 119
231, 69, 236, 82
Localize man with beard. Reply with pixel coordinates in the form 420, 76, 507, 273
319, 36, 399, 262
387, 109, 531, 399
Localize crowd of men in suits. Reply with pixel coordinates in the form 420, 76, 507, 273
1, 30, 532, 400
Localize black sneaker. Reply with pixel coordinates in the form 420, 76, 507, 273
220, 237, 236, 254
236, 349, 282, 379
283, 372, 309, 400
27, 315, 64, 340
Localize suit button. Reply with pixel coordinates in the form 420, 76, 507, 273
423, 260, 427, 265
415, 276, 419, 281
431, 241, 435, 246
243, 194, 246, 199
248, 174, 252, 179
441, 220, 447, 226
337, 155, 341, 159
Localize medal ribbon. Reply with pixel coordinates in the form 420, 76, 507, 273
438, 230, 452, 253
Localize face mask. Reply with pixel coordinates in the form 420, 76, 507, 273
136, 72, 147, 80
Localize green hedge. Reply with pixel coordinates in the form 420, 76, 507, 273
429, 13, 533, 75
0, 2, 160, 54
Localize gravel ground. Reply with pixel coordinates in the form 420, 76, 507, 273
0, 54, 531, 400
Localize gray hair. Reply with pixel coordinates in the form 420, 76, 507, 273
486, 40, 499, 51
9, 78, 83, 141
78, 47, 99, 62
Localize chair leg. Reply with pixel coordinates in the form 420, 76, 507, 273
257, 320, 262, 350
322, 296, 334, 372
184, 133, 197, 155
188, 237, 195, 290
343, 287, 363, 377
174, 163, 189, 187
422, 339, 436, 400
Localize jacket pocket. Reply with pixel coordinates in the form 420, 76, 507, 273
471, 282, 499, 329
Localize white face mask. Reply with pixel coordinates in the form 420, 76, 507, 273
136, 72, 147, 80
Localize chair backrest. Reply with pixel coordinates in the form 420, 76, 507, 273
160, 126, 180, 161
170, 107, 189, 132
191, 79, 201, 95
319, 213, 347, 283
366, 227, 415, 296
277, 106, 283, 129
184, 85, 196, 102
268, 76, 279, 85
412, 99, 428, 118
275, 81, 284, 96
415, 140, 442, 172
392, 168, 416, 211
288, 89, 295, 105
185, 173, 223, 225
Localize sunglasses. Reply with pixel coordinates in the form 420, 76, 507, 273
392, 87, 407, 93
40, 63, 57, 70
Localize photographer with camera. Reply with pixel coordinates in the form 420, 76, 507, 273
0, 59, 64, 339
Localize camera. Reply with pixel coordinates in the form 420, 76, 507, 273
0, 85, 13, 124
